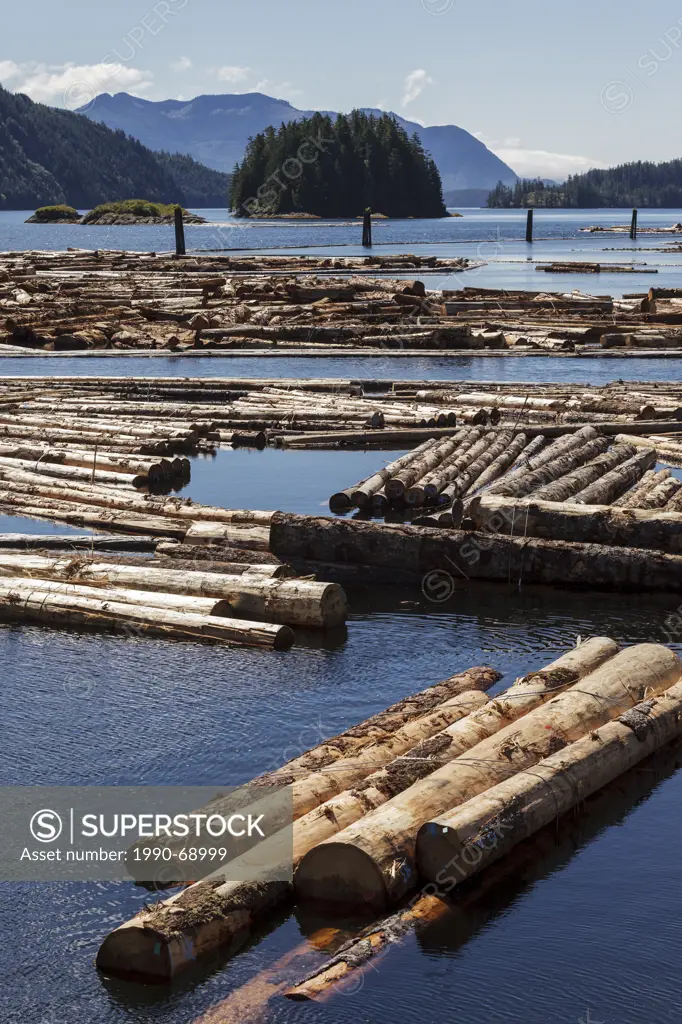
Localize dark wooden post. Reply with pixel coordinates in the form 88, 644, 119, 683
630, 208, 638, 240
362, 208, 373, 248
174, 205, 186, 257
526, 208, 534, 243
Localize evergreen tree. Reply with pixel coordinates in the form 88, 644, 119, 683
230, 110, 447, 218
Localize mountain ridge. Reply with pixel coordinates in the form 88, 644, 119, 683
79, 91, 518, 192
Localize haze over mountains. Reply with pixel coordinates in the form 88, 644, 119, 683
79, 92, 518, 195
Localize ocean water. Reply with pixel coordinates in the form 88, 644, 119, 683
1, 443, 682, 1023
3, 206, 682, 296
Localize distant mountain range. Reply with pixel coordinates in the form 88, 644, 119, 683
79, 92, 518, 193
0, 86, 229, 209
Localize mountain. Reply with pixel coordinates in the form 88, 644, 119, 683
78, 92, 518, 192
0, 86, 229, 209
443, 188, 492, 207
488, 160, 682, 208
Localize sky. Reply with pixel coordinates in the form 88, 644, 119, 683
3, 0, 682, 180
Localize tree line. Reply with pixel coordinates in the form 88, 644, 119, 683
487, 160, 682, 208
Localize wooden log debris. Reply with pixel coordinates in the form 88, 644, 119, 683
294, 644, 680, 910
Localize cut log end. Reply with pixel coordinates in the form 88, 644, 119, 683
295, 842, 388, 912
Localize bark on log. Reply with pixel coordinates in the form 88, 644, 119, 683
386, 436, 464, 501
440, 431, 516, 502
290, 639, 616, 863
416, 431, 491, 503
417, 678, 682, 886
465, 495, 682, 552
490, 436, 610, 498
530, 443, 637, 503
616, 469, 671, 509
571, 449, 656, 505
95, 664, 497, 981
185, 523, 271, 550
294, 644, 680, 910
269, 512, 682, 591
467, 432, 529, 493
0, 554, 345, 628
350, 440, 438, 510
634, 476, 682, 510
486, 427, 600, 496
0, 581, 294, 649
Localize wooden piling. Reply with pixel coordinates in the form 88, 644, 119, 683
526, 208, 533, 243
174, 205, 186, 257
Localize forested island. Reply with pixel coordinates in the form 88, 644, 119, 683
230, 111, 447, 218
487, 159, 682, 208
0, 86, 229, 209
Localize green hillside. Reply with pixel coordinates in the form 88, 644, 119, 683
0, 86, 229, 210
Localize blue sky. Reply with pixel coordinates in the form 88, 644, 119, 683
3, 0, 682, 179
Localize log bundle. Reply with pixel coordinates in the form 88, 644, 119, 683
326, 420, 677, 520
95, 638, 682, 989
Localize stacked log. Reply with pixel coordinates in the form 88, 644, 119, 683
95, 663, 499, 981
294, 644, 680, 910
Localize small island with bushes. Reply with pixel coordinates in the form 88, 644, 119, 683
25, 200, 206, 225
25, 205, 81, 223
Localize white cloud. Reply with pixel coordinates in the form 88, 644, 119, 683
0, 60, 22, 82
0, 60, 153, 109
216, 65, 252, 84
474, 132, 604, 181
171, 56, 192, 72
402, 68, 433, 106
494, 146, 604, 181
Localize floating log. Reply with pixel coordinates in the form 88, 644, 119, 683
294, 644, 680, 910
290, 639, 616, 865
96, 664, 497, 981
269, 513, 682, 591
465, 495, 682, 552
570, 448, 655, 505
0, 580, 294, 648
615, 468, 671, 509
0, 554, 345, 628
417, 678, 682, 886
530, 443, 638, 503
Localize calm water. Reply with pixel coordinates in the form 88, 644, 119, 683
1, 355, 681, 384
3, 207, 682, 296
1, 443, 682, 1023
1, 223, 682, 1021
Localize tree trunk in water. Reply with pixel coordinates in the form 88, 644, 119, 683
417, 678, 682, 886
95, 665, 497, 981
0, 554, 346, 628
490, 436, 610, 498
415, 431, 490, 502
291, 639, 616, 860
616, 469, 671, 508
531, 443, 638, 503
467, 432, 529, 493
486, 426, 600, 496
0, 581, 294, 649
636, 476, 682, 510
269, 512, 682, 591
294, 645, 680, 910
571, 449, 656, 505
